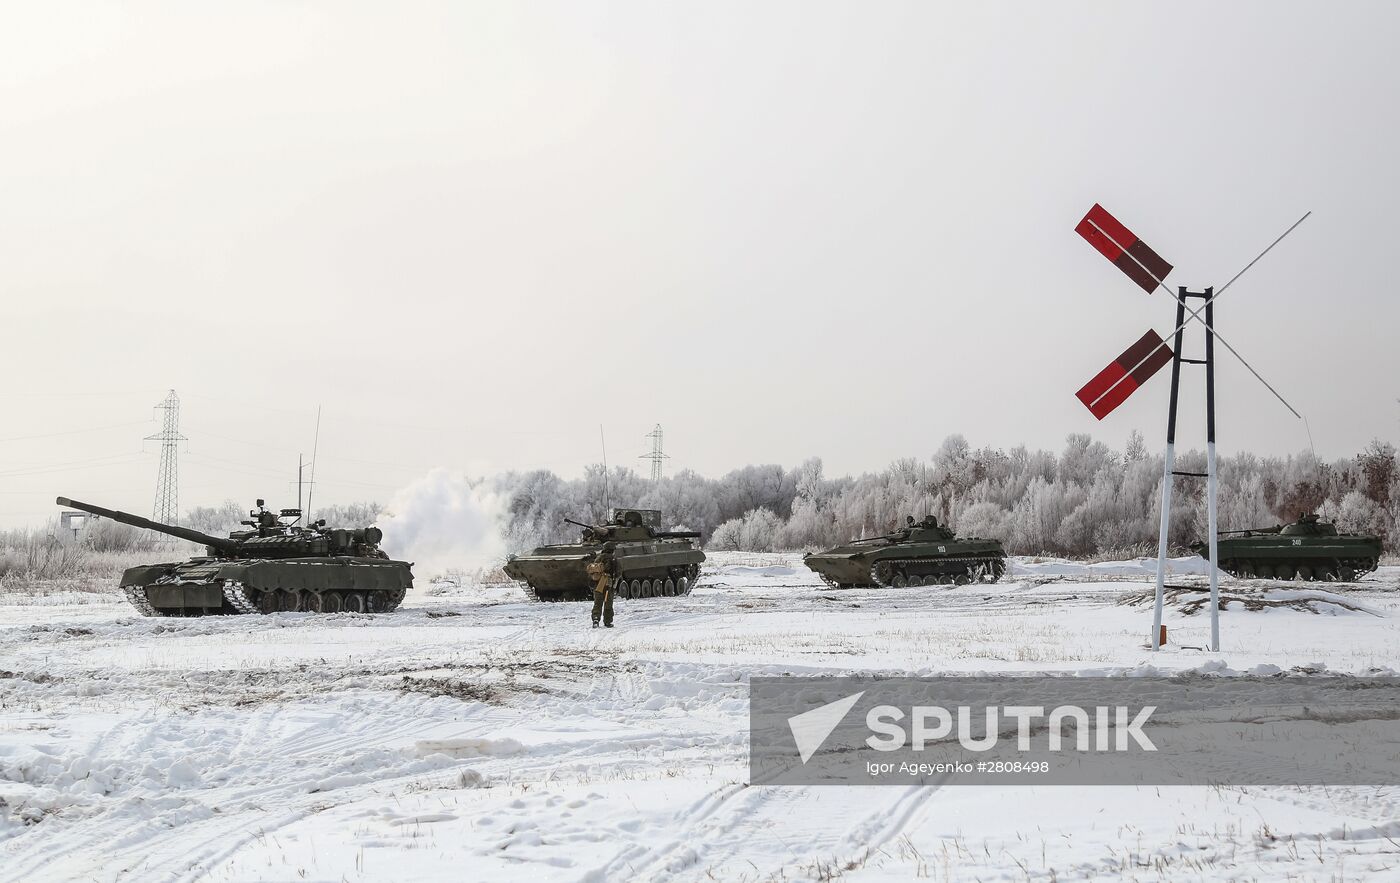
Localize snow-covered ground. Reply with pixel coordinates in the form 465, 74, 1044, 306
3, 553, 1400, 881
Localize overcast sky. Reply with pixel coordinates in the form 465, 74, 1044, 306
2, 2, 1396, 528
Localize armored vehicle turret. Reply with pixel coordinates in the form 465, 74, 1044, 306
502, 508, 705, 602
57, 496, 413, 616
803, 514, 1006, 588
1193, 512, 1382, 581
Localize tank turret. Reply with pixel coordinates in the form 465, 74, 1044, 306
56, 496, 412, 617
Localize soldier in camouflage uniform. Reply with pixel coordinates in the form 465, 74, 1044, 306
587, 542, 617, 628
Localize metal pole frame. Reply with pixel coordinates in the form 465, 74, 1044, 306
1150, 286, 1221, 651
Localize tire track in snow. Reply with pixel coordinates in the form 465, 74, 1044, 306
0, 697, 511, 883
591, 781, 944, 882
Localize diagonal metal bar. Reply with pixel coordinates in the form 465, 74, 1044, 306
1082, 211, 1310, 418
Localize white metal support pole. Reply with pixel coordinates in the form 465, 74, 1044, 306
1151, 291, 1189, 651
1151, 444, 1175, 650
1206, 443, 1220, 650
1204, 290, 1221, 651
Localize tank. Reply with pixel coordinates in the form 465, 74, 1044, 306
57, 496, 414, 616
803, 515, 1006, 588
1192, 512, 1383, 581
502, 508, 705, 602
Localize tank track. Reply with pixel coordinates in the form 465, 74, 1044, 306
870, 556, 1006, 587
520, 564, 701, 603
120, 585, 164, 617
1218, 556, 1380, 582
222, 581, 409, 614
223, 581, 260, 614
521, 583, 592, 603
118, 580, 408, 617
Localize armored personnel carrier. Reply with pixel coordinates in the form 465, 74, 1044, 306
1193, 512, 1382, 581
57, 496, 413, 616
803, 515, 1006, 588
503, 508, 704, 602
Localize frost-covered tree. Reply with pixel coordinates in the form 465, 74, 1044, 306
482, 434, 1392, 559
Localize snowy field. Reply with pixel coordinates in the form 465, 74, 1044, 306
3, 553, 1400, 882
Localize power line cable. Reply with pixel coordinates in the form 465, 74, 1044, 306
0, 420, 152, 444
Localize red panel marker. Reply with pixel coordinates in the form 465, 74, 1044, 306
1075, 330, 1174, 420
1076, 204, 1174, 294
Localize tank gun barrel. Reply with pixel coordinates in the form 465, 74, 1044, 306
654, 530, 702, 539
56, 497, 237, 552
563, 517, 595, 530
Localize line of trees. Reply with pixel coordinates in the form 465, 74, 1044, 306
172, 433, 1400, 561
488, 433, 1400, 558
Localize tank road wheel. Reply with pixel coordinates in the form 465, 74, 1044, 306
1339, 565, 1357, 582
643, 579, 656, 598
324, 592, 346, 613
629, 579, 643, 599
663, 578, 676, 596
343, 592, 366, 613
257, 591, 279, 614
1297, 565, 1314, 581
891, 574, 908, 588
676, 576, 690, 596
1274, 564, 1297, 581
302, 593, 324, 613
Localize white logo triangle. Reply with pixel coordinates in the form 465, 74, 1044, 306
787, 691, 865, 764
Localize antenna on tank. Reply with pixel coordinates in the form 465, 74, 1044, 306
305, 406, 322, 525
599, 424, 611, 514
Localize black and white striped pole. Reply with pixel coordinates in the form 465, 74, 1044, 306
1149, 287, 1219, 652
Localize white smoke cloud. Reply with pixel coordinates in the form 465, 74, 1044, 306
378, 469, 508, 577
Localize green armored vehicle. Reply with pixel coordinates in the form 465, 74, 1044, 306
1193, 512, 1382, 581
57, 496, 413, 616
503, 508, 704, 602
803, 515, 1006, 588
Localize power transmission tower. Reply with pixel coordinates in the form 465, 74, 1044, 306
146, 390, 185, 525
640, 424, 669, 482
